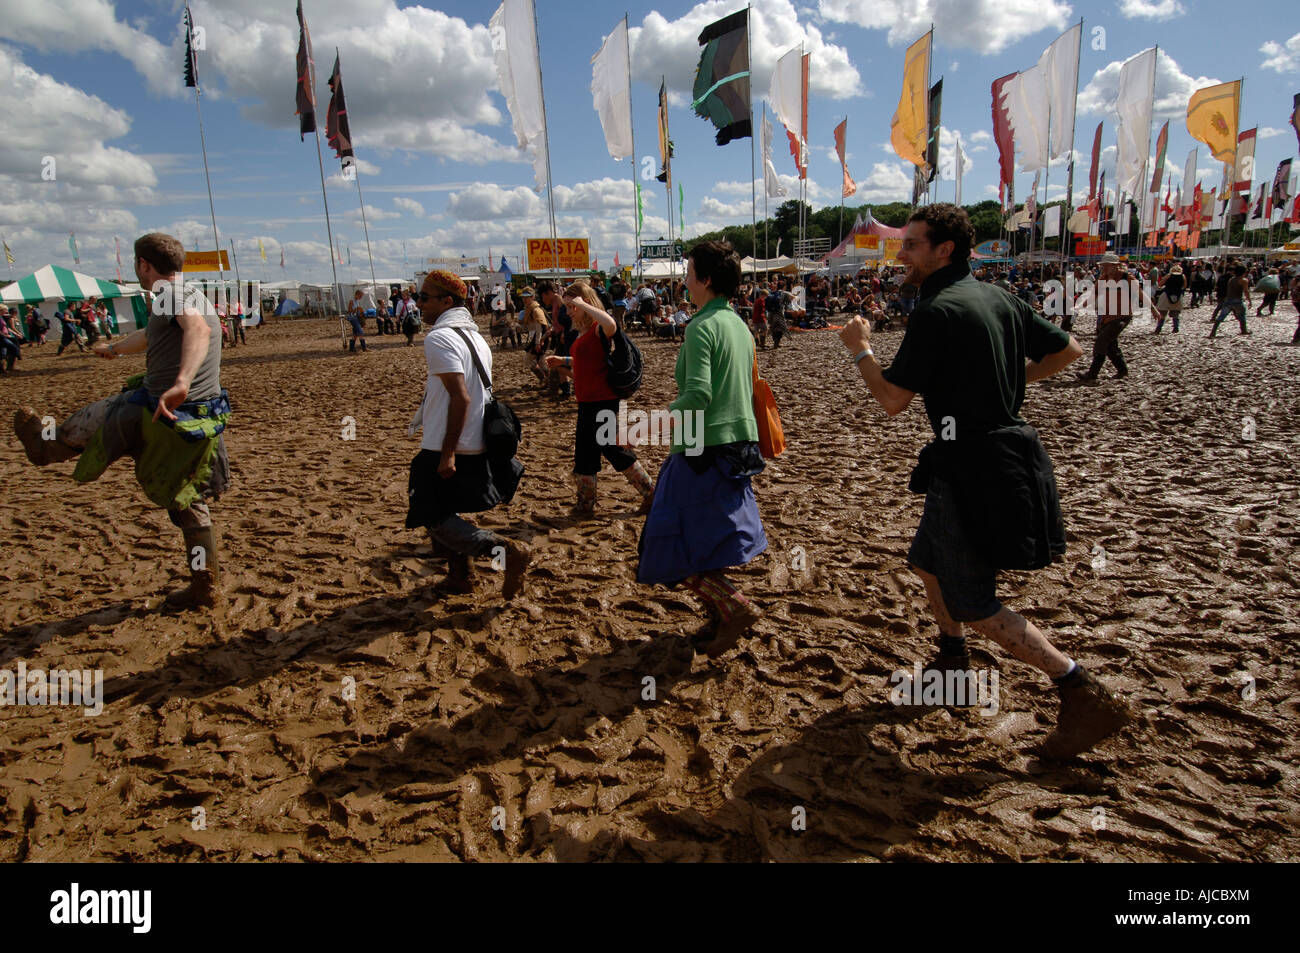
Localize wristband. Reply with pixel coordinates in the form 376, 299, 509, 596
852, 348, 874, 365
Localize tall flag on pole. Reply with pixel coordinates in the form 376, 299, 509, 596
926, 79, 943, 184
1150, 120, 1169, 193
590, 18, 633, 160
1002, 64, 1049, 172
1273, 159, 1294, 210
258, 238, 267, 262
635, 181, 644, 230
1042, 22, 1081, 161
1233, 128, 1256, 193
1291, 93, 1300, 152
326, 52, 354, 171
833, 119, 857, 198
295, 0, 316, 140
280, 248, 286, 270
1180, 148, 1197, 218
69, 232, 79, 265
1186, 80, 1240, 162
691, 9, 751, 145
761, 112, 787, 198
3, 238, 13, 266
114, 236, 122, 279
991, 72, 1017, 208
678, 183, 685, 235
183, 5, 199, 88
770, 47, 806, 177
891, 31, 931, 168
1115, 48, 1157, 199
656, 79, 672, 183
489, 0, 549, 191
1088, 121, 1103, 203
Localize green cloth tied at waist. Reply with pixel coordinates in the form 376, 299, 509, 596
73, 375, 232, 510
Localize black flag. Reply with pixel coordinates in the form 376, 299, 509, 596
326, 52, 353, 167
926, 79, 943, 185
183, 5, 199, 88
295, 0, 316, 140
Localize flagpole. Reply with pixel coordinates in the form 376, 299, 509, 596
661, 73, 677, 288
623, 14, 639, 287
838, 116, 846, 248
763, 102, 770, 260
1065, 18, 1082, 272
747, 5, 757, 282
1221, 76, 1243, 259
312, 125, 342, 313
533, 0, 561, 281
193, 81, 223, 286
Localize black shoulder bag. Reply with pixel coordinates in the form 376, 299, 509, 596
451, 326, 521, 459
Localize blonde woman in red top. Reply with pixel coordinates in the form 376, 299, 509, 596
546, 280, 655, 518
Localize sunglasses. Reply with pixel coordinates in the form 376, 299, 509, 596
418, 291, 449, 302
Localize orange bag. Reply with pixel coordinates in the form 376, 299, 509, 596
752, 349, 786, 458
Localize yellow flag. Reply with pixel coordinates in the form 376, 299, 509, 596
890, 31, 931, 168
1186, 80, 1239, 163
258, 237, 267, 262
2, 240, 13, 265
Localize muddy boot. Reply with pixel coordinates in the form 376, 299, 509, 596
1039, 666, 1133, 760
703, 601, 762, 659
13, 408, 79, 466
161, 526, 221, 611
437, 554, 475, 594
570, 474, 598, 519
916, 636, 978, 708
620, 461, 655, 515
499, 538, 532, 601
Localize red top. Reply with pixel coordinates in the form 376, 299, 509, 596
571, 325, 616, 402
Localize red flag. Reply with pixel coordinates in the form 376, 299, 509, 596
1088, 121, 1102, 200
833, 118, 857, 198
295, 0, 316, 140
1150, 120, 1169, 193
1287, 195, 1300, 224
614, 251, 620, 268
326, 52, 353, 166
991, 73, 1017, 196
1290, 93, 1299, 153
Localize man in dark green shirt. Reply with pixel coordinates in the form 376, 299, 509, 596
839, 203, 1131, 760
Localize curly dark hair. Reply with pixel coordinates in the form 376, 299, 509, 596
907, 203, 975, 264
688, 240, 743, 299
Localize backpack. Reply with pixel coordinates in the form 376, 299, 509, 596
598, 325, 643, 398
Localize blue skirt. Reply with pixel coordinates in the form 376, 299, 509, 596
637, 452, 767, 585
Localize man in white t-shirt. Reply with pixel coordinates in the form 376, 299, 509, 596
404, 270, 530, 598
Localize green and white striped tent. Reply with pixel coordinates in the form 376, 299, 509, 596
0, 264, 148, 331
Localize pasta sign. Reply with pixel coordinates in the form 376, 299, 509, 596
525, 238, 589, 271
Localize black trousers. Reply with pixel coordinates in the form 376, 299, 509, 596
575, 399, 637, 476
1086, 317, 1129, 377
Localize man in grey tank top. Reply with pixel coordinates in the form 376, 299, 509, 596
14, 232, 231, 620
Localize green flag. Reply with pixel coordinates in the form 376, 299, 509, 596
678, 183, 685, 235
691, 9, 751, 146
635, 181, 644, 231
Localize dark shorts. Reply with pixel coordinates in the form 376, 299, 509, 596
574, 399, 637, 476
908, 477, 1002, 623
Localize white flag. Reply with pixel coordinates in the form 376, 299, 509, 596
1067, 208, 1091, 233
590, 18, 632, 161
1210, 197, 1226, 229
1002, 64, 1050, 173
1040, 23, 1081, 160
1182, 147, 1197, 204
1115, 48, 1157, 200
954, 137, 965, 205
490, 0, 549, 191
1043, 204, 1060, 238
1140, 190, 1157, 230
1116, 201, 1131, 234
770, 47, 804, 172
762, 113, 787, 198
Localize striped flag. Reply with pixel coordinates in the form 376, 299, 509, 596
183, 5, 199, 88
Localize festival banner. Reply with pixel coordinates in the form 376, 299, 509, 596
854, 234, 880, 249
1186, 80, 1239, 162
1233, 128, 1256, 193
691, 9, 752, 145
590, 17, 633, 161
295, 0, 316, 140
1115, 48, 1157, 198
184, 250, 231, 272
834, 119, 856, 198
991, 72, 1017, 196
525, 238, 589, 271
490, 0, 549, 190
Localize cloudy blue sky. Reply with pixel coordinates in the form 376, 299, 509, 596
1, 0, 1296, 282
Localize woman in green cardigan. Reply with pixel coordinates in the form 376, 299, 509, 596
637, 241, 767, 657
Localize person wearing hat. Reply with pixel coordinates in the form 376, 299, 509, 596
1078, 254, 1149, 382
1152, 263, 1186, 333
405, 269, 530, 599
519, 287, 549, 382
